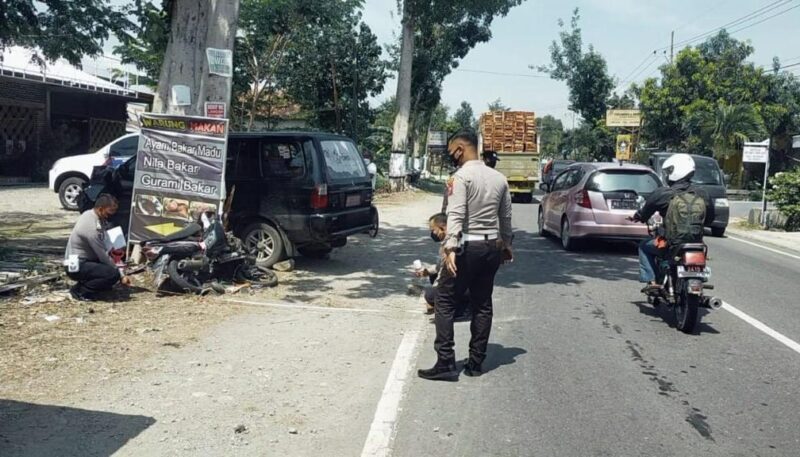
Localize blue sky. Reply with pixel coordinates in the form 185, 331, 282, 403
361, 0, 800, 125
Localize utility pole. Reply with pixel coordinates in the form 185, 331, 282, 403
670, 30, 674, 64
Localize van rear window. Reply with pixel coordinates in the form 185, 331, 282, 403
320, 140, 367, 182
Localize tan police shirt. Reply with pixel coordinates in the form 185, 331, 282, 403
444, 160, 513, 250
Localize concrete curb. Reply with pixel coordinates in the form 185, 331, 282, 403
725, 226, 800, 257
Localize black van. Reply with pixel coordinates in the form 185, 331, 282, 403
83, 132, 376, 266
648, 152, 730, 237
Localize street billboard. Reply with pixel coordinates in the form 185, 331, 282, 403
606, 109, 641, 127
743, 142, 769, 163
129, 113, 229, 242
428, 131, 448, 148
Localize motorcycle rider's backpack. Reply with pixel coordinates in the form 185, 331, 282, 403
664, 191, 707, 247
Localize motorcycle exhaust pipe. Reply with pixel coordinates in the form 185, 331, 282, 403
178, 258, 206, 272
704, 296, 724, 310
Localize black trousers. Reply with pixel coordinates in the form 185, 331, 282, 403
434, 240, 502, 367
67, 261, 120, 297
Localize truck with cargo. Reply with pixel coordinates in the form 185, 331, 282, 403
478, 111, 539, 203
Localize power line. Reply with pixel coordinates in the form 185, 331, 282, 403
624, 54, 662, 88
454, 68, 549, 78
672, 0, 729, 32
725, 2, 800, 36
659, 0, 797, 51
617, 52, 657, 87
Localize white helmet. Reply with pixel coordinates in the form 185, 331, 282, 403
662, 153, 695, 183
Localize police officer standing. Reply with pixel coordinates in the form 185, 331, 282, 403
418, 130, 513, 381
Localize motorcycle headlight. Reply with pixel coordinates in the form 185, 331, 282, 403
714, 198, 729, 208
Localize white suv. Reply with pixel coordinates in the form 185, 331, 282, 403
49, 133, 139, 210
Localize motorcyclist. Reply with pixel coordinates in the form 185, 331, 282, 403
630, 154, 715, 293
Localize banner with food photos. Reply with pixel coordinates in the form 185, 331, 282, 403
129, 113, 229, 242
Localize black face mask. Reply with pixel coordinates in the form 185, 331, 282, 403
430, 231, 442, 242
448, 150, 461, 168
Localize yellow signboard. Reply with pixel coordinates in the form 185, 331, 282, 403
616, 134, 633, 161
606, 109, 641, 127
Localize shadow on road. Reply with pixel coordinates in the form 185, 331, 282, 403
633, 301, 720, 335
0, 399, 155, 457
482, 343, 528, 374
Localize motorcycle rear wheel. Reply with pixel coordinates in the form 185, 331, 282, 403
167, 259, 204, 294
674, 283, 699, 334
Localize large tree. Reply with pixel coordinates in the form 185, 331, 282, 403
0, 0, 130, 65
388, 0, 526, 189
452, 101, 475, 129
538, 8, 614, 125
536, 115, 564, 158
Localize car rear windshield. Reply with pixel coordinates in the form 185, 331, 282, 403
586, 170, 661, 195
320, 140, 368, 182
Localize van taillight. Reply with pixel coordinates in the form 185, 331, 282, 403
310, 184, 329, 209
575, 189, 592, 209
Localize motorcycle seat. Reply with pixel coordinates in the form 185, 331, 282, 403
675, 243, 706, 252
143, 222, 203, 244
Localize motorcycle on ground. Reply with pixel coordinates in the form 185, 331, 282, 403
142, 212, 277, 294
637, 196, 723, 334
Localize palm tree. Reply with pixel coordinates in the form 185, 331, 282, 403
690, 103, 763, 159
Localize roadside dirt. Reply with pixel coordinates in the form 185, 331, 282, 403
0, 184, 441, 407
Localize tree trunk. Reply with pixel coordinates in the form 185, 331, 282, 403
389, 1, 415, 192
153, 0, 241, 117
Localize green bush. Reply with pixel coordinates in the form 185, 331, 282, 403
768, 169, 800, 231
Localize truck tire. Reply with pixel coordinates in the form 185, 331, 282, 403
520, 193, 534, 204
58, 177, 86, 211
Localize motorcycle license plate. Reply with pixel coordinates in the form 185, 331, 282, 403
346, 194, 361, 207
610, 199, 637, 210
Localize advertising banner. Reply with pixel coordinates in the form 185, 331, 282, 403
615, 134, 633, 161
743, 142, 769, 163
606, 109, 642, 127
129, 113, 229, 242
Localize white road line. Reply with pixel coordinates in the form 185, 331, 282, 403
361, 328, 423, 457
727, 236, 800, 261
224, 298, 423, 315
722, 302, 800, 355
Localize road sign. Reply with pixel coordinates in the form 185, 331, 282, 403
606, 109, 641, 127
616, 134, 633, 161
743, 142, 769, 163
428, 131, 448, 147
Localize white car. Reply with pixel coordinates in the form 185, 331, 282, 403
49, 133, 139, 210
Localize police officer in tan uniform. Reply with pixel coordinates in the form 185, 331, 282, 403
418, 130, 513, 381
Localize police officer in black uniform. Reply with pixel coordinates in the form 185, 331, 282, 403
418, 130, 513, 381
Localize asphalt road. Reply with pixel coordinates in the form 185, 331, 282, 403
392, 202, 800, 457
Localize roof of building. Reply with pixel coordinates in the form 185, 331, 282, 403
0, 46, 146, 98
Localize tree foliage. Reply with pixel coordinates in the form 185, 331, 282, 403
487, 98, 511, 112
538, 8, 614, 125
536, 115, 564, 158
768, 169, 800, 231
452, 101, 475, 129
0, 0, 130, 65
686, 103, 763, 159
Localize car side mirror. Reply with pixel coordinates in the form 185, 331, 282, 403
539, 182, 550, 193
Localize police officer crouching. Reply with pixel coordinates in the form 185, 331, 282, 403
418, 130, 513, 381
64, 194, 131, 301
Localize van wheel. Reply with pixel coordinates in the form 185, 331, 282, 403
711, 227, 726, 237
242, 223, 285, 267
58, 177, 86, 211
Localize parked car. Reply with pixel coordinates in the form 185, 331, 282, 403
647, 152, 729, 237
541, 159, 575, 187
538, 163, 662, 250
81, 132, 376, 267
49, 133, 139, 210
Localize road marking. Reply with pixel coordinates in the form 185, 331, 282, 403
224, 298, 423, 315
727, 236, 800, 261
361, 328, 423, 457
722, 302, 800, 355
